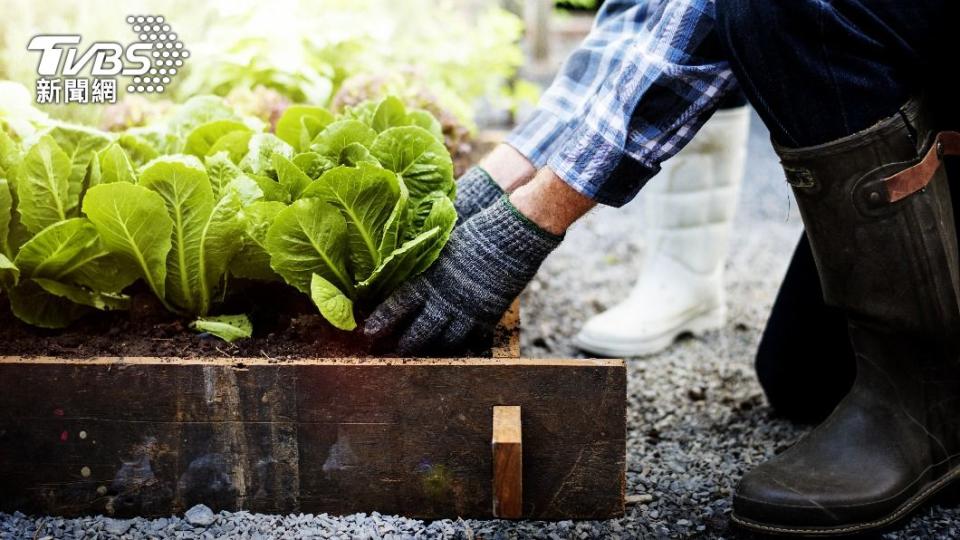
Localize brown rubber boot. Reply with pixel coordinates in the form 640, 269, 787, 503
732, 98, 960, 536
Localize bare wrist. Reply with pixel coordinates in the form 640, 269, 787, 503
509, 168, 596, 236
478, 144, 536, 192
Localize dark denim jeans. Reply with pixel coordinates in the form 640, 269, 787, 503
712, 0, 958, 421
715, 0, 956, 148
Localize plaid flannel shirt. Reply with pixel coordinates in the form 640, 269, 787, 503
506, 0, 739, 206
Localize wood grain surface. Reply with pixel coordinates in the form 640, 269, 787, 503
0, 357, 626, 519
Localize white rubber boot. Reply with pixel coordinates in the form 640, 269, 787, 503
575, 106, 750, 357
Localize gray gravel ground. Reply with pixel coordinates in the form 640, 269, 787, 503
3, 111, 959, 538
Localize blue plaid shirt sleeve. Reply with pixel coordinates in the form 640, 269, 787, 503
505, 0, 653, 169
508, 0, 739, 207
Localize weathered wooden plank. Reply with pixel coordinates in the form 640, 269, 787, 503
492, 406, 522, 518
0, 358, 625, 519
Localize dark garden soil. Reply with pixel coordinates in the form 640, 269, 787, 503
0, 281, 496, 359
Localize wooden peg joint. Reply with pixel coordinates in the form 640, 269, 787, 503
492, 405, 523, 518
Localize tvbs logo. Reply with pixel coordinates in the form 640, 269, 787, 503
27, 15, 189, 105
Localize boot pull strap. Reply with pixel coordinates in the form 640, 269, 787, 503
884, 131, 960, 203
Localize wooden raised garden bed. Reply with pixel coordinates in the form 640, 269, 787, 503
0, 301, 627, 520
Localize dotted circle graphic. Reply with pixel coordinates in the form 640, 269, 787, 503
126, 15, 187, 95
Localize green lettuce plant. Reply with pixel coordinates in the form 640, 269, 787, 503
1, 91, 456, 339
255, 96, 457, 330
0, 125, 140, 328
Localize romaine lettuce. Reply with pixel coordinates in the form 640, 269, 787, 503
0, 92, 457, 336
261, 97, 457, 330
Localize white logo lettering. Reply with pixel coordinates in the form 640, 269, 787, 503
28, 15, 188, 103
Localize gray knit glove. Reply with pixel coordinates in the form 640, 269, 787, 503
454, 166, 503, 225
365, 195, 562, 354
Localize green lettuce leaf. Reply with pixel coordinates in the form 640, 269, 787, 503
0, 253, 18, 290
0, 178, 12, 258
117, 133, 159, 167
6, 278, 89, 329
309, 120, 377, 163
16, 135, 72, 233
205, 151, 265, 204
276, 105, 334, 151
184, 119, 251, 158
310, 273, 356, 331
45, 125, 112, 212
191, 314, 253, 343
408, 190, 457, 239
206, 130, 253, 163
339, 142, 377, 167
249, 173, 291, 203
205, 151, 244, 199
299, 116, 329, 153
91, 143, 136, 185
407, 109, 444, 143
357, 226, 444, 300
421, 196, 457, 238
377, 177, 409, 260
274, 154, 313, 200
239, 133, 294, 177
371, 96, 408, 132
0, 129, 19, 178
266, 197, 353, 296
342, 101, 378, 126
301, 163, 400, 281
195, 188, 245, 314
127, 129, 180, 157
232, 201, 286, 281
168, 95, 241, 139
292, 152, 335, 180
139, 156, 215, 313
363, 97, 444, 143
62, 252, 140, 294
370, 126, 454, 205
358, 189, 455, 300
83, 182, 173, 303
220, 173, 265, 207
32, 278, 130, 311
139, 155, 243, 315
14, 218, 100, 278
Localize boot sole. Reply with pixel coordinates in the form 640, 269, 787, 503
730, 465, 960, 536
573, 306, 725, 357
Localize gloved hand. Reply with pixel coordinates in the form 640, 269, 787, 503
454, 166, 503, 225
364, 195, 562, 354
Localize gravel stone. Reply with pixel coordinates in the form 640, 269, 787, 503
102, 518, 132, 535
184, 504, 216, 527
